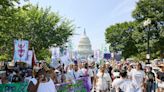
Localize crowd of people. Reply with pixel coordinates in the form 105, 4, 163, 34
0, 59, 164, 92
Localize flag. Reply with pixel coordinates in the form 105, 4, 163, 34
73, 51, 78, 60
32, 47, 37, 67
14, 40, 29, 62
60, 55, 70, 66
52, 47, 60, 59
94, 50, 100, 59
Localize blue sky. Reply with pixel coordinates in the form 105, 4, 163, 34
28, 0, 139, 50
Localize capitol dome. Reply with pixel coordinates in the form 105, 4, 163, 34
77, 31, 93, 59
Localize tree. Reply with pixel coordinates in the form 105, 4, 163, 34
0, 0, 21, 61
105, 22, 138, 59
132, 0, 164, 59
0, 2, 74, 61
105, 0, 164, 60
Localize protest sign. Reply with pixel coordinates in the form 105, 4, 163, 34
0, 78, 89, 92
104, 53, 111, 60
25, 50, 33, 66
94, 50, 100, 59
14, 40, 29, 62
50, 58, 60, 68
56, 77, 89, 92
72, 51, 78, 60
115, 53, 121, 61
0, 82, 28, 92
60, 56, 70, 66
51, 47, 60, 59
51, 47, 61, 68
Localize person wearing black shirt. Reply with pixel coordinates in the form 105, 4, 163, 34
146, 67, 155, 92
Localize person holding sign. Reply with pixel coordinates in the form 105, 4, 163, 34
28, 67, 57, 92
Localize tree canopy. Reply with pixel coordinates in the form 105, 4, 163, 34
0, 0, 74, 61
105, 0, 164, 60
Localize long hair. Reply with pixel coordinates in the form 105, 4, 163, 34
138, 63, 143, 70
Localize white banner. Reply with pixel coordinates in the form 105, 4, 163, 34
14, 40, 29, 62
51, 47, 60, 59
50, 58, 60, 68
26, 50, 33, 66
60, 55, 70, 66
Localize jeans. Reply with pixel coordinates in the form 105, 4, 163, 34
146, 81, 155, 92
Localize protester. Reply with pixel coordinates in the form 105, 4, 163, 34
12, 69, 23, 83
127, 64, 133, 79
46, 69, 58, 83
27, 69, 57, 92
0, 71, 8, 84
88, 63, 94, 89
1, 57, 164, 92
145, 66, 155, 92
95, 64, 112, 92
112, 70, 135, 92
105, 62, 113, 79
67, 64, 77, 83
55, 69, 62, 83
130, 63, 146, 92
82, 63, 93, 90
73, 64, 81, 79
24, 69, 33, 83
90, 62, 97, 87
156, 64, 164, 92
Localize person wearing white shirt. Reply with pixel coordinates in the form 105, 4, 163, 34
127, 64, 134, 79
95, 65, 112, 92
73, 65, 81, 79
112, 70, 135, 92
27, 69, 57, 92
66, 64, 75, 82
66, 64, 82, 83
130, 63, 145, 92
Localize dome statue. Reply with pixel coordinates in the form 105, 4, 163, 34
77, 30, 93, 59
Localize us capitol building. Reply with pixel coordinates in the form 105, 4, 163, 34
77, 30, 93, 59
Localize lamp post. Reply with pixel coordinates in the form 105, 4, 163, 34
143, 18, 151, 64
